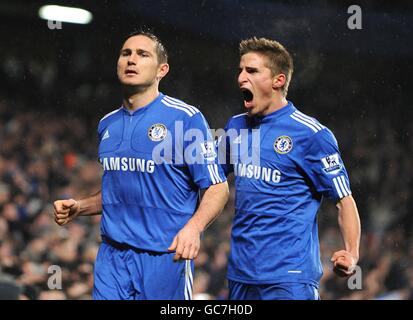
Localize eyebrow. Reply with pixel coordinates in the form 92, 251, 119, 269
120, 48, 152, 55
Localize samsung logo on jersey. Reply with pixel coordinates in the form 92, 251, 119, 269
234, 163, 281, 183
100, 157, 155, 173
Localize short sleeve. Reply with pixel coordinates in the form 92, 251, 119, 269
184, 112, 227, 189
301, 128, 352, 201
216, 118, 234, 176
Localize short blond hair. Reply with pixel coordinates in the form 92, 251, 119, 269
240, 37, 293, 96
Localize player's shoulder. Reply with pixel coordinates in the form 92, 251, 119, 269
288, 108, 329, 135
159, 94, 201, 119
226, 112, 249, 128
288, 108, 338, 148
99, 106, 123, 124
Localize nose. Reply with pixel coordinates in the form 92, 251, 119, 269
238, 69, 248, 85
127, 52, 137, 65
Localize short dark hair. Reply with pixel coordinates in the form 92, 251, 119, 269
240, 37, 293, 96
123, 29, 168, 65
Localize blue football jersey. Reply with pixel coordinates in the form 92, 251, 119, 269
97, 93, 226, 252
220, 101, 352, 286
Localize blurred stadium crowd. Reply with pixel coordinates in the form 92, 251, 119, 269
1, 11, 412, 299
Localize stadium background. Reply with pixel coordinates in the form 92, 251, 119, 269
0, 0, 412, 299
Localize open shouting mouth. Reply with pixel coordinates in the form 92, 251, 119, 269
241, 88, 254, 109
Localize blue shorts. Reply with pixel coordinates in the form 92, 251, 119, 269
93, 239, 194, 300
228, 280, 320, 300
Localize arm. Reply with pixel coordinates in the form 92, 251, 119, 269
53, 190, 102, 226
331, 195, 361, 276
168, 181, 229, 261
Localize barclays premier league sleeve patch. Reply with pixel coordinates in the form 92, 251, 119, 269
321, 153, 342, 174
200, 141, 217, 161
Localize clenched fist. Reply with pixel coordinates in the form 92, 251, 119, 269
53, 199, 80, 226
331, 250, 358, 277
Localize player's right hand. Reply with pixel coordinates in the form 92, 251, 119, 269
53, 199, 80, 226
168, 220, 202, 261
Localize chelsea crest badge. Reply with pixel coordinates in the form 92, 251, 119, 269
148, 123, 167, 141
274, 135, 293, 154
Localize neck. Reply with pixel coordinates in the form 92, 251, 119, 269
122, 85, 159, 111
262, 95, 288, 116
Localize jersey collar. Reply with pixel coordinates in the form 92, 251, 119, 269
249, 101, 296, 126
121, 92, 165, 115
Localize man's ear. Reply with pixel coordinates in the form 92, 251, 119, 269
272, 73, 286, 90
157, 63, 170, 80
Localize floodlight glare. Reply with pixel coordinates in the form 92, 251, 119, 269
38, 5, 93, 24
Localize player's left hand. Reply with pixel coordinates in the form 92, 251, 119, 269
331, 250, 358, 277
168, 221, 202, 261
